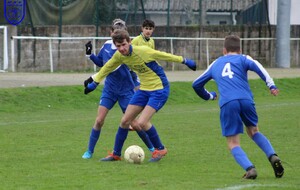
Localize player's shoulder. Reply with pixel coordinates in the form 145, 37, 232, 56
149, 37, 155, 42
243, 54, 256, 61
103, 39, 113, 45
102, 40, 116, 50
132, 44, 152, 51
131, 35, 142, 42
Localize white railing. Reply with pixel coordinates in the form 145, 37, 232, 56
9, 36, 300, 72
0, 26, 8, 72
10, 36, 110, 72
9, 36, 226, 72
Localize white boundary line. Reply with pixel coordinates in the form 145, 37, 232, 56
215, 183, 298, 190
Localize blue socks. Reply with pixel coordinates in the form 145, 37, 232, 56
136, 130, 155, 152
230, 132, 276, 171
113, 127, 128, 156
252, 132, 275, 158
231, 146, 253, 170
145, 125, 164, 150
88, 128, 101, 153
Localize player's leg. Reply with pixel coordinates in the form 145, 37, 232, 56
226, 135, 257, 179
241, 100, 284, 178
137, 88, 169, 162
118, 91, 155, 152
101, 103, 143, 161
134, 123, 155, 152
83, 92, 116, 159
136, 106, 168, 162
82, 106, 110, 159
221, 100, 256, 179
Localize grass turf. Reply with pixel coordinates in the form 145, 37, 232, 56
0, 78, 300, 190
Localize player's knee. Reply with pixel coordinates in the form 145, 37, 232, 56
246, 126, 259, 137
95, 117, 105, 128
121, 117, 131, 127
135, 120, 148, 129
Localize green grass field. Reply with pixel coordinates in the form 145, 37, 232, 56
1, 78, 300, 190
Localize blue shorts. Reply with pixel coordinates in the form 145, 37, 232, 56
100, 88, 134, 113
220, 99, 258, 137
129, 87, 170, 111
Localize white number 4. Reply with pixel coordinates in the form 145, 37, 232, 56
222, 63, 234, 78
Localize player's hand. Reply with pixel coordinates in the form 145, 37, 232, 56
85, 41, 92, 55
270, 85, 279, 96
209, 91, 217, 100
182, 58, 196, 71
84, 77, 99, 94
84, 76, 94, 87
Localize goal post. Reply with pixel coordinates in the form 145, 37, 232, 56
0, 26, 9, 72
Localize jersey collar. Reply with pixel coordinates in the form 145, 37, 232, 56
126, 45, 133, 56
141, 33, 150, 41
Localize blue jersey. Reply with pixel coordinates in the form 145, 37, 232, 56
89, 40, 136, 92
193, 54, 275, 107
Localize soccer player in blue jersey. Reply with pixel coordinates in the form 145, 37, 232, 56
192, 35, 284, 179
82, 19, 154, 160
84, 29, 197, 162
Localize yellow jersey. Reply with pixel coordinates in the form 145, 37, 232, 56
93, 45, 184, 91
131, 33, 155, 49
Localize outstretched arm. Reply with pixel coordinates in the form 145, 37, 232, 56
150, 49, 197, 71
270, 86, 279, 96
84, 54, 122, 94
192, 66, 217, 100
89, 54, 104, 67
246, 55, 279, 96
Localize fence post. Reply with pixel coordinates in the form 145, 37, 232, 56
206, 39, 209, 68
170, 38, 174, 71
11, 37, 15, 72
49, 39, 53, 73
3, 26, 8, 71
93, 39, 96, 72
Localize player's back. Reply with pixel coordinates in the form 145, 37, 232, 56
210, 54, 253, 106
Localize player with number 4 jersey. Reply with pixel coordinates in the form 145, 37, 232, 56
192, 35, 284, 179
193, 49, 276, 107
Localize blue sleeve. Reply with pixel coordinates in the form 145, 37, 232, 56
245, 55, 275, 88
192, 66, 213, 100
89, 50, 104, 67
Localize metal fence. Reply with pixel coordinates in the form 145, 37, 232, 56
8, 36, 300, 72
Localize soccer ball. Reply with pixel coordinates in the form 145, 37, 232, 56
124, 145, 145, 164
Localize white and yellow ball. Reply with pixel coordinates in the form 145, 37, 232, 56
124, 145, 145, 164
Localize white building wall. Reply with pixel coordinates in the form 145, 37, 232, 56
268, 0, 300, 25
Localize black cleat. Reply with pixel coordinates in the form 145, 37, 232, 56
269, 154, 284, 178
243, 167, 257, 180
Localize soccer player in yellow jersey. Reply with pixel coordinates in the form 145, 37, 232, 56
131, 19, 155, 49
84, 29, 196, 162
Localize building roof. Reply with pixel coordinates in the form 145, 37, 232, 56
117, 0, 260, 12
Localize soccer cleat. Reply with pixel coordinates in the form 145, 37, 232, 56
100, 152, 121, 161
242, 167, 257, 180
82, 150, 93, 159
269, 154, 284, 178
149, 148, 168, 162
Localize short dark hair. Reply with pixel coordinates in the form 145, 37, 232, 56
224, 35, 240, 52
112, 29, 131, 44
142, 19, 155, 28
